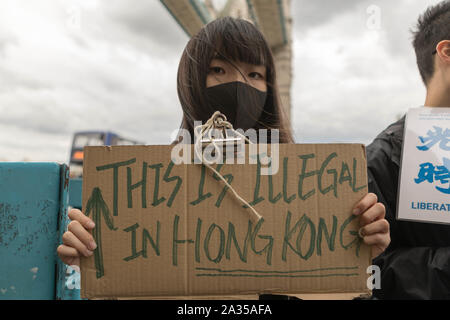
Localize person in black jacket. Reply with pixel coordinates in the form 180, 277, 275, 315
368, 0, 450, 299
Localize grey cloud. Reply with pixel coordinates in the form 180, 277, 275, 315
0, 0, 438, 162
0, 0, 186, 161
0, 66, 53, 92
292, 0, 361, 31
107, 0, 188, 46
74, 0, 189, 60
0, 30, 17, 57
68, 33, 92, 50
377, 0, 444, 58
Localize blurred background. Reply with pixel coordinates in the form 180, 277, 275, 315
0, 0, 442, 164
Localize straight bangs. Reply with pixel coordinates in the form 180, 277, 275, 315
207, 18, 269, 68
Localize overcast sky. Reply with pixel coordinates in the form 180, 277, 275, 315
0, 0, 443, 162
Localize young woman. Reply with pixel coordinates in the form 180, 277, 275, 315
58, 17, 390, 282
174, 16, 294, 145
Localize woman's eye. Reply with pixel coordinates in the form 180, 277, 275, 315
249, 72, 264, 80
210, 67, 225, 74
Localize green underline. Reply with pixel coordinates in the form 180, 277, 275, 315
195, 266, 359, 274
195, 273, 359, 278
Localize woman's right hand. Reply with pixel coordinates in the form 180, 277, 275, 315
57, 208, 97, 267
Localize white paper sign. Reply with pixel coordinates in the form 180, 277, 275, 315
397, 107, 450, 224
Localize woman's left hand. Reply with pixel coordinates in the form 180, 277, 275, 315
352, 193, 390, 260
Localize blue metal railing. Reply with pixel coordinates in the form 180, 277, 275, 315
0, 163, 84, 300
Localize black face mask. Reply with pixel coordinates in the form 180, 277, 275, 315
204, 81, 267, 131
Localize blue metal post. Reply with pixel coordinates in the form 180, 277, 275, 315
0, 163, 63, 299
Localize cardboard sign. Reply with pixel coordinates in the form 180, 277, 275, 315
80, 144, 371, 299
398, 107, 450, 224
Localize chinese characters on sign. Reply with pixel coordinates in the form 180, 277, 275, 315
398, 107, 450, 224
417, 126, 450, 151
415, 126, 450, 195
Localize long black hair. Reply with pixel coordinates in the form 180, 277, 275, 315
174, 17, 294, 144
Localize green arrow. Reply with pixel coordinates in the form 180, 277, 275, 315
85, 187, 118, 279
